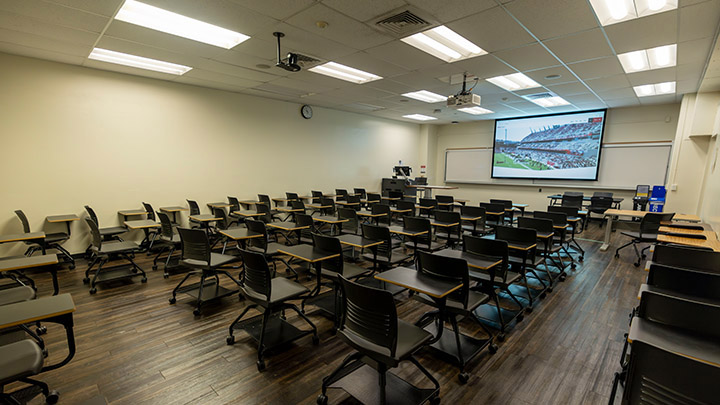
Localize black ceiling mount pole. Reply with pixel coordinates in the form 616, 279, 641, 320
273, 32, 284, 65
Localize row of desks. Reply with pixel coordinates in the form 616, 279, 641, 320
599, 209, 706, 251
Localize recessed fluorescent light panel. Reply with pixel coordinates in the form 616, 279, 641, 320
88, 48, 192, 75
403, 114, 437, 121
618, 44, 676, 73
589, 0, 677, 26
522, 94, 571, 107
458, 106, 494, 115
308, 62, 382, 84
401, 25, 487, 63
402, 90, 447, 103
115, 0, 250, 49
633, 81, 676, 97
486, 73, 542, 91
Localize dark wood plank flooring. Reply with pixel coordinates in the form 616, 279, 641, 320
7, 225, 645, 405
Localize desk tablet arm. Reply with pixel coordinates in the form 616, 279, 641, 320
39, 312, 76, 372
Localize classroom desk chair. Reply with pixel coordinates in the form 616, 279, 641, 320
648, 244, 720, 272
402, 216, 443, 257
14, 210, 74, 269
517, 216, 563, 287
490, 199, 515, 224
460, 205, 491, 236
335, 189, 349, 201
245, 220, 297, 280
311, 190, 323, 204
479, 202, 506, 227
83, 218, 145, 294
295, 214, 314, 245
535, 210, 580, 269
141, 202, 160, 251
226, 249, 317, 372
495, 226, 547, 310
337, 208, 360, 235
84, 205, 126, 241
152, 212, 181, 278
353, 188, 366, 200
615, 212, 675, 267
317, 275, 440, 405
586, 196, 614, 227
361, 224, 410, 272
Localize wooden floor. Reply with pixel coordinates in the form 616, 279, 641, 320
9, 224, 646, 405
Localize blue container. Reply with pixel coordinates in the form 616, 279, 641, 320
651, 186, 666, 199
648, 199, 664, 212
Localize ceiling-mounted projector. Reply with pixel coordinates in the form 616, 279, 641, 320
447, 72, 481, 108
273, 32, 300, 72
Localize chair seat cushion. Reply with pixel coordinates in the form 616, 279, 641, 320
620, 231, 658, 241
269, 277, 308, 303
44, 232, 69, 243
99, 226, 127, 236
160, 233, 181, 243
98, 240, 138, 254
184, 252, 238, 268
509, 255, 544, 267
0, 339, 44, 385
0, 286, 36, 306
469, 270, 521, 285
322, 262, 369, 280
394, 319, 433, 359
411, 240, 444, 252
448, 290, 490, 312
361, 249, 410, 265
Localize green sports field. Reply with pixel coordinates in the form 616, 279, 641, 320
494, 152, 552, 171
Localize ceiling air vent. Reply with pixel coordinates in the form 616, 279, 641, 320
524, 92, 555, 100
374, 9, 435, 37
293, 53, 322, 69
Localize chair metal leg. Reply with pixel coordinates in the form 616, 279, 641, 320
256, 310, 271, 370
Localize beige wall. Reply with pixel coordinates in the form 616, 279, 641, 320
0, 53, 422, 254
430, 104, 681, 213
699, 135, 720, 232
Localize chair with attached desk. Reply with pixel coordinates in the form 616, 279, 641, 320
311, 190, 323, 205
169, 228, 240, 315
435, 195, 458, 211
645, 263, 720, 300
286, 192, 300, 203
364, 192, 381, 208
84, 205, 126, 241
490, 199, 515, 224
361, 224, 411, 272
338, 208, 360, 235
370, 203, 392, 226
141, 202, 161, 250
615, 212, 675, 267
402, 216, 443, 256
518, 217, 563, 287
152, 212, 181, 278
586, 196, 614, 227
561, 193, 584, 210
186, 199, 204, 229
317, 275, 440, 405
460, 205, 491, 236
211, 208, 242, 254
649, 244, 720, 272
255, 203, 278, 225
547, 205, 585, 235
464, 235, 525, 339
295, 214, 315, 245
226, 249, 317, 372
0, 294, 77, 405
335, 189, 349, 201
14, 210, 75, 269
83, 218, 145, 294
353, 188, 366, 200
412, 251, 497, 382
345, 195, 362, 211
495, 226, 548, 310
535, 210, 579, 269
393, 200, 416, 224
480, 202, 506, 227
245, 220, 297, 280
257, 194, 282, 221
609, 290, 720, 404
226, 197, 242, 227
417, 198, 437, 218
433, 210, 462, 248
319, 197, 336, 217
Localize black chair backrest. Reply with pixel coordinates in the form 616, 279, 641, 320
335, 189, 348, 201
84, 217, 102, 249
255, 203, 273, 223
366, 193, 381, 205
417, 251, 469, 308
547, 205, 579, 218
290, 200, 306, 214
239, 249, 272, 301
463, 235, 509, 282
85, 205, 99, 225
320, 197, 336, 215
338, 275, 398, 358
480, 202, 505, 215
396, 200, 416, 217
419, 198, 437, 210
296, 213, 314, 242
436, 195, 453, 204
245, 219, 268, 251
490, 199, 512, 208
388, 190, 403, 200
403, 216, 432, 245
187, 199, 201, 216
362, 223, 392, 260
561, 194, 583, 209
564, 191, 583, 197
157, 212, 175, 239
337, 208, 358, 234
461, 205, 486, 219
534, 211, 568, 227
648, 263, 720, 300
257, 194, 272, 208
589, 196, 613, 210
286, 192, 299, 201
592, 192, 613, 198
651, 245, 720, 273
178, 227, 211, 264
14, 210, 31, 233
311, 190, 323, 204
624, 340, 720, 405
496, 225, 537, 244
312, 233, 344, 274
434, 210, 460, 224
227, 197, 240, 213
142, 202, 156, 221
353, 188, 366, 199
638, 289, 720, 339
371, 203, 391, 225
346, 195, 361, 209
518, 216, 554, 234
639, 212, 675, 236
213, 207, 230, 230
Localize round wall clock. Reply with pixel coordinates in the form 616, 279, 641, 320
301, 105, 313, 119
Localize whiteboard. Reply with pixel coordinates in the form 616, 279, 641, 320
444, 142, 672, 190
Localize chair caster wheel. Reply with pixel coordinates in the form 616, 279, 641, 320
641, 254, 646, 259
547, 287, 553, 293
317, 394, 328, 405
540, 292, 546, 299
489, 344, 498, 354
256, 360, 266, 372
36, 326, 47, 335
69, 264, 76, 270
458, 372, 469, 384
42, 348, 49, 358
633, 262, 641, 267
152, 265, 158, 271
193, 309, 201, 316
141, 277, 148, 283
46, 390, 60, 404
89, 288, 97, 294
82, 278, 89, 284
526, 306, 533, 313
516, 314, 524, 322
312, 335, 320, 345
571, 264, 577, 269
429, 395, 441, 405
559, 274, 567, 282
497, 333, 505, 342
226, 335, 235, 345
579, 256, 584, 262
169, 298, 176, 304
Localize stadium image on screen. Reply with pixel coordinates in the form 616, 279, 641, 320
492, 109, 607, 180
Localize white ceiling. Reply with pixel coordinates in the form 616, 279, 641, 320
0, 0, 719, 123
